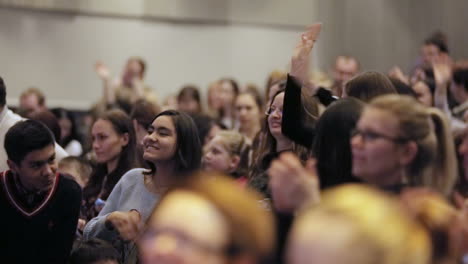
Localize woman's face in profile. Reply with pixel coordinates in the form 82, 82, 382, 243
350, 107, 406, 185
139, 191, 229, 264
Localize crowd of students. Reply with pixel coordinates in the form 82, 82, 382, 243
1, 22, 468, 264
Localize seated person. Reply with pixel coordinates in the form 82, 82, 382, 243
0, 120, 81, 263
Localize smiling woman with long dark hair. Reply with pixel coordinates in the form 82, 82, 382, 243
83, 110, 201, 263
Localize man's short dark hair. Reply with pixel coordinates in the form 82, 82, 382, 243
4, 120, 55, 165
424, 37, 449, 54
69, 239, 120, 264
0, 76, 6, 107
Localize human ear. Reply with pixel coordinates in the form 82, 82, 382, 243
399, 141, 418, 166
7, 159, 20, 174
229, 155, 241, 172
121, 132, 130, 147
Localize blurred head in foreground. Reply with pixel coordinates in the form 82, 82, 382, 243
287, 184, 431, 264
139, 173, 275, 264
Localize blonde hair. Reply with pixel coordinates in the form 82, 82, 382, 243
401, 188, 463, 264
151, 173, 275, 260
369, 94, 457, 196
292, 185, 430, 264
20, 87, 45, 106
215, 130, 250, 177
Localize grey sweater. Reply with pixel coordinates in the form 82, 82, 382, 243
83, 168, 159, 241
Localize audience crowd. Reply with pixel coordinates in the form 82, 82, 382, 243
1, 22, 468, 264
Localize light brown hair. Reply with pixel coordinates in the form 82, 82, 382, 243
369, 94, 457, 196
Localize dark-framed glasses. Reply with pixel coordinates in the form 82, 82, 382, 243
350, 128, 408, 143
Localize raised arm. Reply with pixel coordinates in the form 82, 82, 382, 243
95, 61, 117, 107
282, 23, 322, 148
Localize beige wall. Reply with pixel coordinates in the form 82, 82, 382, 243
0, 1, 467, 109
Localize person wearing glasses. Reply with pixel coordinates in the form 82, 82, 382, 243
139, 173, 275, 264
351, 94, 457, 196
248, 88, 317, 200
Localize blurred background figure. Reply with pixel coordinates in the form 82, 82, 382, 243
235, 91, 263, 142
330, 55, 360, 97
217, 78, 240, 129
51, 108, 84, 156
18, 87, 47, 117
177, 85, 203, 114
93, 57, 158, 115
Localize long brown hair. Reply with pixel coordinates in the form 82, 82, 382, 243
84, 109, 138, 204
248, 89, 317, 196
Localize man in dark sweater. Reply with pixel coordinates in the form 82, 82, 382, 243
0, 119, 82, 264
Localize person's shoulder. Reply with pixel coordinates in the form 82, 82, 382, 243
119, 168, 147, 186
58, 174, 81, 195
1, 109, 23, 128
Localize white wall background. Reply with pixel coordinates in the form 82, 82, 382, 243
0, 1, 467, 109
0, 8, 312, 109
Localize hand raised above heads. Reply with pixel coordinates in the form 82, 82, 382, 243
95, 61, 111, 80
291, 23, 322, 85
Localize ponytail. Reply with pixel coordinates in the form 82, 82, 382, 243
426, 108, 457, 196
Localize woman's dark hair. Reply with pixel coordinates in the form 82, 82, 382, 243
51, 108, 81, 148
345, 71, 397, 102
27, 110, 61, 142
424, 36, 449, 54
130, 99, 161, 129
216, 78, 240, 128
238, 89, 264, 113
453, 66, 468, 92
312, 98, 364, 189
5, 120, 55, 164
83, 109, 138, 209
69, 239, 120, 264
177, 85, 202, 113
220, 78, 240, 96
0, 76, 6, 107
248, 88, 313, 197
144, 110, 202, 177
266, 80, 287, 103
389, 77, 417, 98
189, 113, 227, 145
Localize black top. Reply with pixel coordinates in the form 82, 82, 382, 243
282, 74, 338, 148
0, 171, 82, 264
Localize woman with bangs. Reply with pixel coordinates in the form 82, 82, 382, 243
248, 86, 317, 200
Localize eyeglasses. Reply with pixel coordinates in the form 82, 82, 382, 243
140, 227, 225, 255
351, 128, 408, 143
265, 107, 283, 116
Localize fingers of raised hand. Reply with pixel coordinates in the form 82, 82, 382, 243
304, 23, 322, 41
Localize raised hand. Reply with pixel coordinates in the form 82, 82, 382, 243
95, 61, 111, 81
433, 59, 452, 87
268, 152, 320, 213
106, 210, 143, 241
389, 66, 409, 85
290, 23, 322, 86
